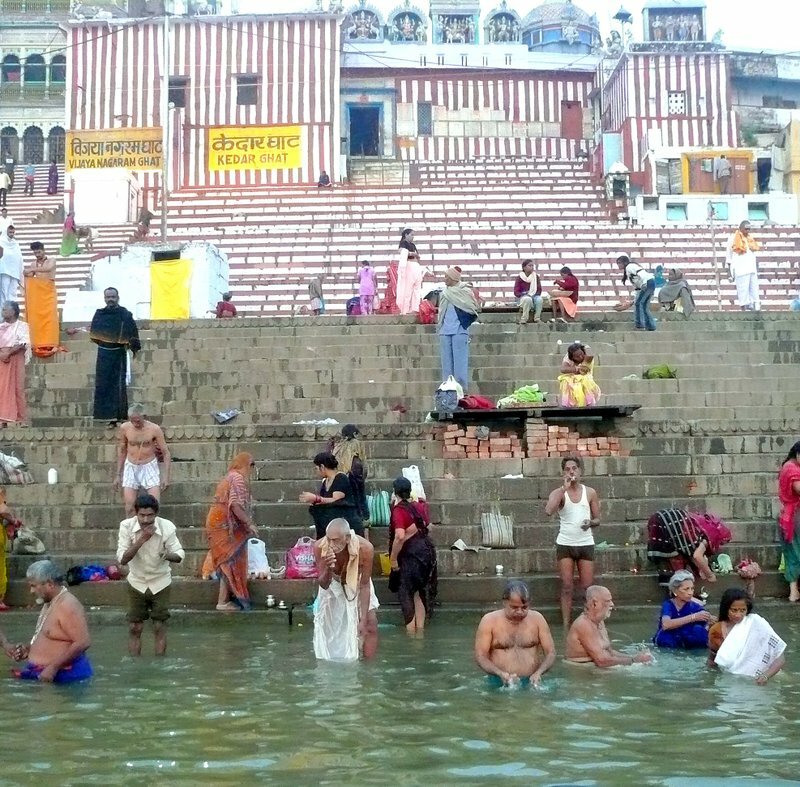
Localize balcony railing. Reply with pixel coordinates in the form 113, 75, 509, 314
0, 82, 65, 101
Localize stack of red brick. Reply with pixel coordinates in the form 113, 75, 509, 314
440, 424, 525, 459
526, 423, 626, 458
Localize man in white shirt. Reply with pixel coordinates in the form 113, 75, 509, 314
725, 220, 760, 311
117, 493, 184, 656
0, 224, 23, 306
0, 208, 12, 235
0, 172, 10, 208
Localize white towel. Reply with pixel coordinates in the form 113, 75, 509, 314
716, 613, 786, 678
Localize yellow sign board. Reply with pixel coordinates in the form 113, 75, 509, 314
208, 125, 304, 171
66, 127, 163, 171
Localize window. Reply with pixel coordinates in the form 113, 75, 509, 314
461, 54, 468, 66
417, 102, 433, 136
666, 203, 688, 221
668, 91, 686, 115
168, 77, 188, 108
236, 74, 259, 106
763, 95, 798, 109
642, 197, 659, 211
436, 54, 445, 65
748, 202, 769, 221
50, 55, 66, 83
504, 54, 512, 65
419, 55, 427, 67
709, 201, 729, 221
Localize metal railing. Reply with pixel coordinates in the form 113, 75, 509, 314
0, 0, 70, 11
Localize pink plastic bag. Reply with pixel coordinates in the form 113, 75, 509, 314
285, 536, 319, 579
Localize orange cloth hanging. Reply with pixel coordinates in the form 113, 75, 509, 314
24, 277, 59, 358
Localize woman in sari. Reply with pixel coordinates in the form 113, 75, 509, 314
0, 490, 22, 611
395, 228, 426, 315
549, 266, 579, 322
0, 301, 30, 425
653, 570, 712, 649
60, 213, 79, 257
558, 341, 601, 408
777, 440, 800, 602
46, 160, 58, 195
205, 453, 258, 611
378, 258, 399, 314
646, 508, 732, 585
388, 477, 437, 633
328, 424, 369, 520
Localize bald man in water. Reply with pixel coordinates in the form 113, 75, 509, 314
474, 579, 556, 687
565, 585, 653, 667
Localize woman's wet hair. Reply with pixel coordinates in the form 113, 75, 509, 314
393, 476, 412, 499
502, 579, 530, 603
783, 440, 800, 464
718, 588, 753, 621
3, 300, 20, 318
668, 569, 695, 594
313, 451, 338, 470
341, 424, 360, 440
567, 341, 585, 362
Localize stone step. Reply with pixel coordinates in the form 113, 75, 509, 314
3, 571, 788, 609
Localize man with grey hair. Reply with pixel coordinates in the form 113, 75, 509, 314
312, 518, 378, 661
474, 579, 556, 687
566, 585, 653, 667
5, 560, 92, 683
115, 403, 171, 516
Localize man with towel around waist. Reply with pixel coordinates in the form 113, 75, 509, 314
312, 518, 378, 661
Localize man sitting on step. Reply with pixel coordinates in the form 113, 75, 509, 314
115, 403, 171, 517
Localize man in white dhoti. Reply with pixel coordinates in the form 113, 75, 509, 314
312, 518, 378, 661
725, 220, 761, 311
0, 225, 23, 307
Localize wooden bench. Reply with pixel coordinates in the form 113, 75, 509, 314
431, 404, 641, 427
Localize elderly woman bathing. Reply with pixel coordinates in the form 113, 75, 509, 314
653, 570, 713, 649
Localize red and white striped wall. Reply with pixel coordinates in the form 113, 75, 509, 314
602, 51, 737, 176
67, 16, 341, 189
394, 71, 594, 123
401, 136, 584, 161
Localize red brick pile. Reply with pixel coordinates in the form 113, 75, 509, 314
526, 423, 625, 457
440, 424, 525, 460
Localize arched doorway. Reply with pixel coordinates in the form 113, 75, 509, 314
50, 55, 66, 84
24, 54, 46, 84
22, 126, 44, 164
1, 55, 21, 84
48, 126, 65, 163
0, 127, 19, 161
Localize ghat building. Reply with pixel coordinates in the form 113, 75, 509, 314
56, 0, 800, 213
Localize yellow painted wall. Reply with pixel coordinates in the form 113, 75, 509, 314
680, 149, 753, 194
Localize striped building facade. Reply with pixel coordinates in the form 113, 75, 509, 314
601, 51, 738, 183
391, 71, 594, 162
67, 15, 341, 195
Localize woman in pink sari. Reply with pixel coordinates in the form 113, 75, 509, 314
0, 301, 30, 425
395, 228, 426, 314
378, 260, 400, 314
778, 440, 800, 602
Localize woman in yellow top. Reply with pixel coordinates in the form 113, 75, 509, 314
558, 341, 601, 408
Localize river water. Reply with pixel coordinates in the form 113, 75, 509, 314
2, 609, 799, 786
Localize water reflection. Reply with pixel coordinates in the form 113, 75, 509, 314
1, 615, 798, 784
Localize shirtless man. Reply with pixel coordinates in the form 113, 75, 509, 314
474, 579, 556, 687
545, 456, 601, 628
115, 403, 171, 516
6, 560, 92, 683
25, 240, 56, 280
313, 518, 379, 660
565, 585, 653, 667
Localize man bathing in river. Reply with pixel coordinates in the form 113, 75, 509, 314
5, 560, 92, 683
116, 403, 171, 516
474, 580, 556, 687
565, 585, 653, 667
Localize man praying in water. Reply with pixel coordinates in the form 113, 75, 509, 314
565, 585, 653, 667
312, 518, 378, 661
474, 579, 556, 687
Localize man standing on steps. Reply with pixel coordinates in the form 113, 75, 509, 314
566, 585, 653, 667
545, 456, 601, 628
474, 579, 556, 687
90, 287, 141, 426
116, 403, 171, 516
0, 170, 10, 208
726, 220, 761, 311
117, 494, 184, 657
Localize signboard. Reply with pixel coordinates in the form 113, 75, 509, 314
207, 125, 304, 172
66, 128, 162, 171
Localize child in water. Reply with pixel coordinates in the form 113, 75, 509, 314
708, 588, 786, 685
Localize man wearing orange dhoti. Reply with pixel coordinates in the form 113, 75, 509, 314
23, 242, 59, 358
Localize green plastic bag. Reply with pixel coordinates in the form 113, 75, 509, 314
643, 364, 678, 379
367, 491, 391, 527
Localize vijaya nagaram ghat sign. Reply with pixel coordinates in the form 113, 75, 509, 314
66, 128, 163, 171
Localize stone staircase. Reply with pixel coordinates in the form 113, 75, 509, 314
3, 309, 796, 608
151, 157, 800, 316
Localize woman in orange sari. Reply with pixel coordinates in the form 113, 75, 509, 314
205, 453, 257, 611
